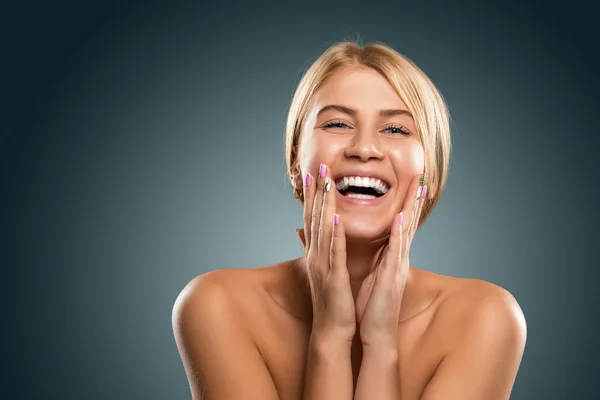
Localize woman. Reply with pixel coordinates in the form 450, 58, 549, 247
172, 41, 527, 400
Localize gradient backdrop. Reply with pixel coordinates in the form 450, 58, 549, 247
2, 1, 599, 399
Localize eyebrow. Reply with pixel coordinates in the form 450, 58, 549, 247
316, 104, 413, 119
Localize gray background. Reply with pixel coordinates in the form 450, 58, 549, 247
2, 1, 598, 399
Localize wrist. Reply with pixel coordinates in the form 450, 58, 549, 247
359, 329, 397, 350
309, 329, 353, 355
304, 330, 354, 400
354, 344, 401, 399
361, 342, 399, 364
311, 321, 355, 343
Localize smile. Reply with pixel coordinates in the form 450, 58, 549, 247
334, 176, 389, 199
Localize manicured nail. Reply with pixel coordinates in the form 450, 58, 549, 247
398, 212, 403, 225
319, 163, 326, 178
421, 185, 428, 199
305, 173, 311, 187
324, 177, 332, 192
334, 214, 340, 226
420, 173, 426, 186
416, 186, 423, 199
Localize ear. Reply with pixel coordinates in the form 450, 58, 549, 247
289, 157, 303, 190
290, 173, 302, 188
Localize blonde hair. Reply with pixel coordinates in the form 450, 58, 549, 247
285, 41, 451, 227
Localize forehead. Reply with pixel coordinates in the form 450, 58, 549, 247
313, 66, 409, 112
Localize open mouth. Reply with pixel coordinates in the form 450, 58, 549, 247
334, 176, 389, 199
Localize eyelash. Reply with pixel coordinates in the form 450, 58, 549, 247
321, 120, 411, 136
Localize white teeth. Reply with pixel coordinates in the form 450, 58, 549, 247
335, 175, 389, 194
347, 194, 377, 199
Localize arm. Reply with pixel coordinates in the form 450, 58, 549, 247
354, 287, 526, 400
303, 331, 354, 400
172, 272, 355, 400
353, 344, 400, 400
172, 274, 280, 400
353, 175, 423, 400
420, 289, 527, 400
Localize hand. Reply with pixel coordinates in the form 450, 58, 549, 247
296, 163, 356, 342
355, 173, 427, 348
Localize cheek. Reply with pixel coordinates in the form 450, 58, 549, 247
390, 141, 425, 173
298, 134, 342, 172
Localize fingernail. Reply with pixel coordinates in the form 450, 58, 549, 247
398, 212, 403, 225
334, 214, 340, 226
421, 185, 428, 199
305, 173, 311, 187
416, 186, 423, 199
319, 163, 326, 178
420, 173, 426, 186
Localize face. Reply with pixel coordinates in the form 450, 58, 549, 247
295, 66, 425, 241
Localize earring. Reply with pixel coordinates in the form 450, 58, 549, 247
291, 168, 303, 199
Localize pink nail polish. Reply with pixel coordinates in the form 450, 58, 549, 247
334, 214, 340, 226
421, 185, 428, 199
305, 173, 311, 187
319, 163, 326, 178
398, 212, 403, 225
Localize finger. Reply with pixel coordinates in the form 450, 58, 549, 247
302, 172, 316, 251
412, 184, 427, 236
400, 173, 423, 231
397, 214, 409, 288
374, 213, 403, 288
389, 212, 403, 265
318, 167, 335, 261
401, 173, 424, 256
410, 174, 427, 238
310, 163, 327, 258
330, 213, 347, 277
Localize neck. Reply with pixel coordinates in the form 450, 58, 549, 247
292, 235, 390, 309
288, 235, 426, 330
344, 235, 389, 299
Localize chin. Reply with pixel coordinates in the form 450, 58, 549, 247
342, 217, 391, 242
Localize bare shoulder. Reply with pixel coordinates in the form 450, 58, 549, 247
440, 276, 526, 323
171, 267, 280, 399
172, 269, 250, 325
432, 274, 527, 352
171, 267, 274, 346
174, 267, 261, 302
416, 274, 527, 398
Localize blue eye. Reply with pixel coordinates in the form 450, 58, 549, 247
322, 121, 350, 129
322, 121, 411, 136
384, 125, 411, 135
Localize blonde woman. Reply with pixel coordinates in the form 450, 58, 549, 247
172, 41, 527, 400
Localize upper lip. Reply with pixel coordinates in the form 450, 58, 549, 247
332, 169, 392, 187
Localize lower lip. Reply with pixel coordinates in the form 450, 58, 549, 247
335, 188, 390, 206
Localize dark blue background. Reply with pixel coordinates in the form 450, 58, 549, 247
2, 1, 598, 398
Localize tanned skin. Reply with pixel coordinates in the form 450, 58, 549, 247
172, 66, 527, 400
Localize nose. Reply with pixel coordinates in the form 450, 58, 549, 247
343, 129, 384, 161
